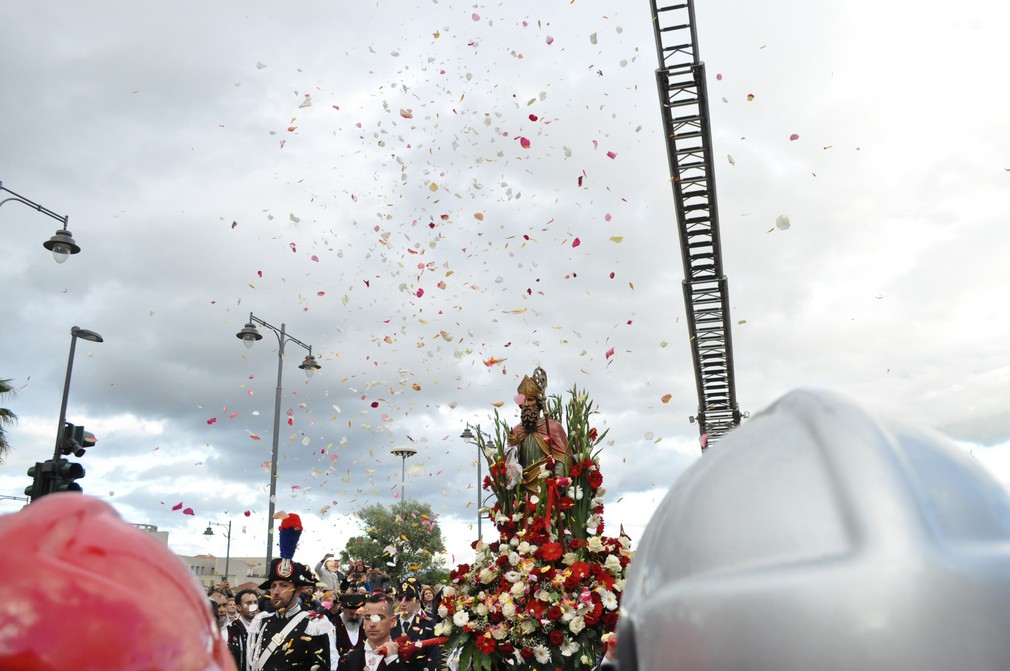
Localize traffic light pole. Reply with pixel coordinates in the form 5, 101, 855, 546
52, 326, 103, 461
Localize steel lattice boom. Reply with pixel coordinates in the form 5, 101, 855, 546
650, 0, 741, 450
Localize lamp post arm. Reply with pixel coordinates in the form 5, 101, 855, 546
0, 182, 70, 228
249, 314, 314, 355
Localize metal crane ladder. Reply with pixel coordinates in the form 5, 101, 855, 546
650, 0, 741, 450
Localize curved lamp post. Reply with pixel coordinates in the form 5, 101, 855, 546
236, 313, 320, 570
391, 446, 418, 501
53, 327, 103, 462
204, 520, 233, 584
0, 180, 81, 263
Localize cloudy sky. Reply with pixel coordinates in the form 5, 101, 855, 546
2, 0, 1008, 568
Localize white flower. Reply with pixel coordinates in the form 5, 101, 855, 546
585, 516, 601, 535
562, 552, 579, 566
561, 639, 580, 656
479, 568, 497, 584
574, 485, 584, 500
502, 601, 516, 618
509, 536, 519, 546
504, 570, 521, 583
442, 586, 457, 598
586, 536, 605, 553
453, 611, 470, 627
613, 578, 626, 591
605, 554, 622, 574
510, 581, 525, 597
561, 607, 575, 623
496, 513, 510, 523
517, 541, 531, 555
508, 551, 521, 566
434, 620, 451, 636
601, 590, 618, 610
534, 645, 551, 664
520, 619, 536, 634
569, 616, 586, 634
581, 655, 593, 666
476, 602, 488, 617
438, 604, 449, 618
492, 624, 508, 640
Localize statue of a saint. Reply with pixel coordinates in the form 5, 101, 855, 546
505, 367, 570, 493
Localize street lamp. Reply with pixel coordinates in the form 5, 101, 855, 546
204, 520, 233, 584
53, 327, 103, 462
391, 446, 417, 501
0, 180, 81, 263
460, 426, 481, 541
235, 312, 320, 570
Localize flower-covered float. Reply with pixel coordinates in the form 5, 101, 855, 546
437, 367, 633, 670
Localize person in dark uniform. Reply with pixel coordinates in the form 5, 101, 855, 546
338, 593, 427, 671
332, 591, 367, 659
246, 557, 338, 670
391, 579, 440, 671
225, 588, 260, 670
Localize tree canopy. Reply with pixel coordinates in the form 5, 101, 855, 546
340, 499, 448, 587
0, 378, 18, 464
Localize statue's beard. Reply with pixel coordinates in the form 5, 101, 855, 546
521, 405, 540, 432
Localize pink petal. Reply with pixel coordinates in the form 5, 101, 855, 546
605, 347, 615, 359
519, 136, 531, 149
572, 238, 581, 248
183, 508, 195, 516
789, 133, 800, 141
606, 151, 617, 159
472, 12, 480, 21
206, 417, 217, 425
416, 288, 424, 297
172, 502, 183, 511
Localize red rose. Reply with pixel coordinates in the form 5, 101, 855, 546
587, 470, 603, 489
520, 647, 534, 660
500, 643, 515, 656
546, 605, 563, 621
563, 575, 579, 591
584, 611, 600, 626
476, 634, 496, 654
568, 539, 581, 550
549, 630, 564, 645
496, 554, 510, 567
539, 542, 563, 562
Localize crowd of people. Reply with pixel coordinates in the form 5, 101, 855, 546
206, 555, 444, 671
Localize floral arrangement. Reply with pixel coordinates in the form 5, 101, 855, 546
436, 387, 633, 670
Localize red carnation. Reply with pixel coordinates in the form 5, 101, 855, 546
549, 630, 564, 645
558, 496, 574, 511
476, 634, 497, 654
587, 470, 603, 489
546, 605, 563, 621
539, 542, 564, 562
520, 647, 534, 660
569, 465, 583, 477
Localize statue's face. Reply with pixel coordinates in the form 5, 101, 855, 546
521, 396, 539, 411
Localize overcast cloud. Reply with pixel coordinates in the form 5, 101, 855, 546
2, 0, 1008, 565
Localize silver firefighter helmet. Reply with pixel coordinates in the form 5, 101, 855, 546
619, 389, 1010, 671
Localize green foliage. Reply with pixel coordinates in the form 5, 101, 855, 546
339, 499, 448, 586
0, 378, 18, 464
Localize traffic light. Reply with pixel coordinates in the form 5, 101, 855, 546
60, 423, 95, 457
25, 461, 47, 500
49, 458, 85, 494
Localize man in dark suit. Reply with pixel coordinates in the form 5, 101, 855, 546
391, 579, 440, 671
338, 593, 426, 671
332, 591, 366, 658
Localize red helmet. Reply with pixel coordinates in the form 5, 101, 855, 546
0, 494, 235, 670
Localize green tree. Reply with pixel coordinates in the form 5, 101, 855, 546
340, 499, 448, 587
0, 378, 18, 464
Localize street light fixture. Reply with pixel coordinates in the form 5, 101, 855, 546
460, 426, 482, 541
0, 180, 81, 263
203, 520, 233, 584
53, 327, 103, 463
391, 446, 418, 501
235, 312, 320, 570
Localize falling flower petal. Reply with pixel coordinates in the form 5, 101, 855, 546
776, 214, 791, 230
789, 133, 800, 141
